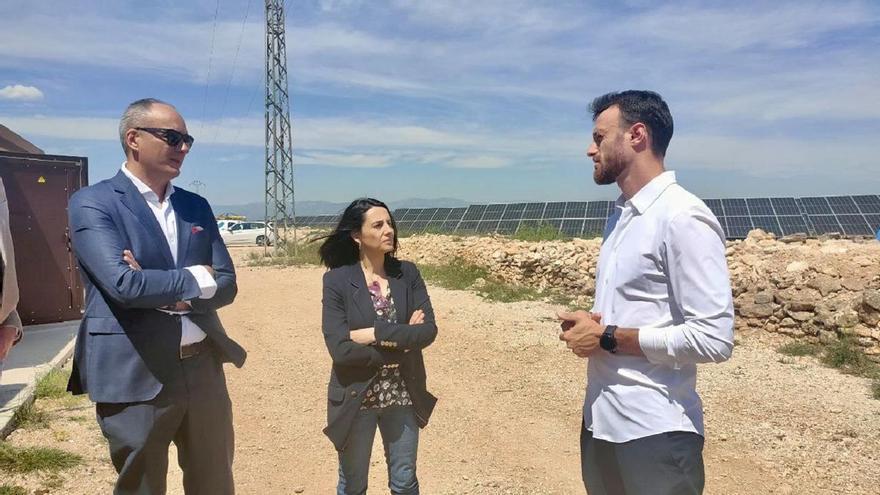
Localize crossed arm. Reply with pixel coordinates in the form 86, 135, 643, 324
70, 196, 234, 310
322, 268, 438, 368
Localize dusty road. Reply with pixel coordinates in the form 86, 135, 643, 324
4, 257, 880, 494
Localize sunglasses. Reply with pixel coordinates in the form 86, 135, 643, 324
135, 127, 195, 149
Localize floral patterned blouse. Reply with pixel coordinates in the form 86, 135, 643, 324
360, 280, 413, 410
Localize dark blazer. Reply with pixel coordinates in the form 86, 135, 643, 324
67, 170, 245, 403
322, 259, 438, 451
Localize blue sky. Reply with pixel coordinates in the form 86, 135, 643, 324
1, 0, 878, 205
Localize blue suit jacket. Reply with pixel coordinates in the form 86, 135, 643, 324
67, 170, 245, 403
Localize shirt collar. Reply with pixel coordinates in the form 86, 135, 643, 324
616, 170, 677, 215
121, 162, 175, 202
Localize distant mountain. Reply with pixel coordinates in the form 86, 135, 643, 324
212, 198, 470, 220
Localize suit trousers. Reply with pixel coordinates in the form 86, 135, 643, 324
581, 423, 704, 495
96, 349, 234, 495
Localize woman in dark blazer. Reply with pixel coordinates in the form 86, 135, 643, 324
319, 197, 438, 495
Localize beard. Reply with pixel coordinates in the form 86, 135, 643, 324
593, 154, 624, 185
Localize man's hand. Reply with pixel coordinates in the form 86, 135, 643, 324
159, 301, 193, 312
122, 249, 141, 271
0, 325, 18, 360
350, 327, 376, 345
557, 310, 604, 358
409, 309, 424, 325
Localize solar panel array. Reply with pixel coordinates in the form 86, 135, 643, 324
296, 195, 880, 240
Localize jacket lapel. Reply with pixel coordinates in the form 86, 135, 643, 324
170, 192, 192, 268
388, 271, 407, 323
348, 264, 377, 323
111, 171, 175, 267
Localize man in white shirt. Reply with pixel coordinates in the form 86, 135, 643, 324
68, 98, 245, 494
558, 90, 734, 495
0, 177, 22, 380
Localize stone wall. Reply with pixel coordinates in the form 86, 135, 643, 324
398, 231, 880, 357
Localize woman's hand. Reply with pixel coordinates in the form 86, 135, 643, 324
350, 327, 376, 345
409, 309, 424, 325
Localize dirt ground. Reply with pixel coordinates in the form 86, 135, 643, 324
4, 248, 880, 494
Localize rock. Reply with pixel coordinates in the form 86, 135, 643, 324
740, 302, 775, 318
785, 301, 816, 312
807, 275, 842, 296
779, 234, 806, 243
785, 261, 810, 273
785, 309, 814, 322
841, 277, 868, 291
754, 291, 775, 304
779, 318, 796, 327
863, 290, 880, 312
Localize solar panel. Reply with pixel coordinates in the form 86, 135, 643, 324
836, 214, 873, 236
751, 215, 781, 235
564, 202, 587, 218
502, 203, 526, 220
432, 208, 453, 222
416, 208, 438, 221
522, 203, 545, 219
777, 216, 809, 236
456, 220, 479, 233
583, 219, 606, 237
447, 207, 467, 221
561, 219, 584, 237
746, 198, 774, 216
770, 197, 801, 215
497, 220, 519, 234
543, 202, 567, 219
716, 217, 729, 238
476, 220, 499, 233
518, 219, 543, 230
462, 205, 486, 221
704, 199, 724, 217
726, 216, 753, 238
441, 217, 463, 231
808, 215, 841, 234
543, 219, 563, 230
482, 204, 505, 221
298, 196, 869, 240
827, 196, 860, 215
853, 195, 880, 214
586, 201, 611, 217
800, 197, 833, 215
721, 198, 749, 216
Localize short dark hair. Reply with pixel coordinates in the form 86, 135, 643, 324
318, 198, 400, 270
589, 90, 673, 157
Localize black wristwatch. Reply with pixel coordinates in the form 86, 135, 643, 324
600, 325, 618, 354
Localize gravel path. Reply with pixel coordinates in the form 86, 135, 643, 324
3, 257, 879, 494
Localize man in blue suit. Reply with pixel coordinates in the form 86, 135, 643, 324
67, 98, 245, 495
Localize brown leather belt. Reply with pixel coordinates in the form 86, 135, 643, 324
179, 339, 211, 360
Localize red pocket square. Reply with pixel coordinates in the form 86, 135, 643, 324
191, 226, 204, 234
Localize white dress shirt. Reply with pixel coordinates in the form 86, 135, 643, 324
586, 171, 734, 443
121, 164, 216, 346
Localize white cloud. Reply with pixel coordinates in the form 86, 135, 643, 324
670, 133, 877, 179
618, 2, 876, 53
0, 84, 44, 101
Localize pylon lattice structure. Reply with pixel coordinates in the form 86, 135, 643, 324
264, 0, 296, 253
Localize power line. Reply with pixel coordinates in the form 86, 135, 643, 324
231, 73, 264, 146
199, 0, 221, 134
212, 0, 254, 145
